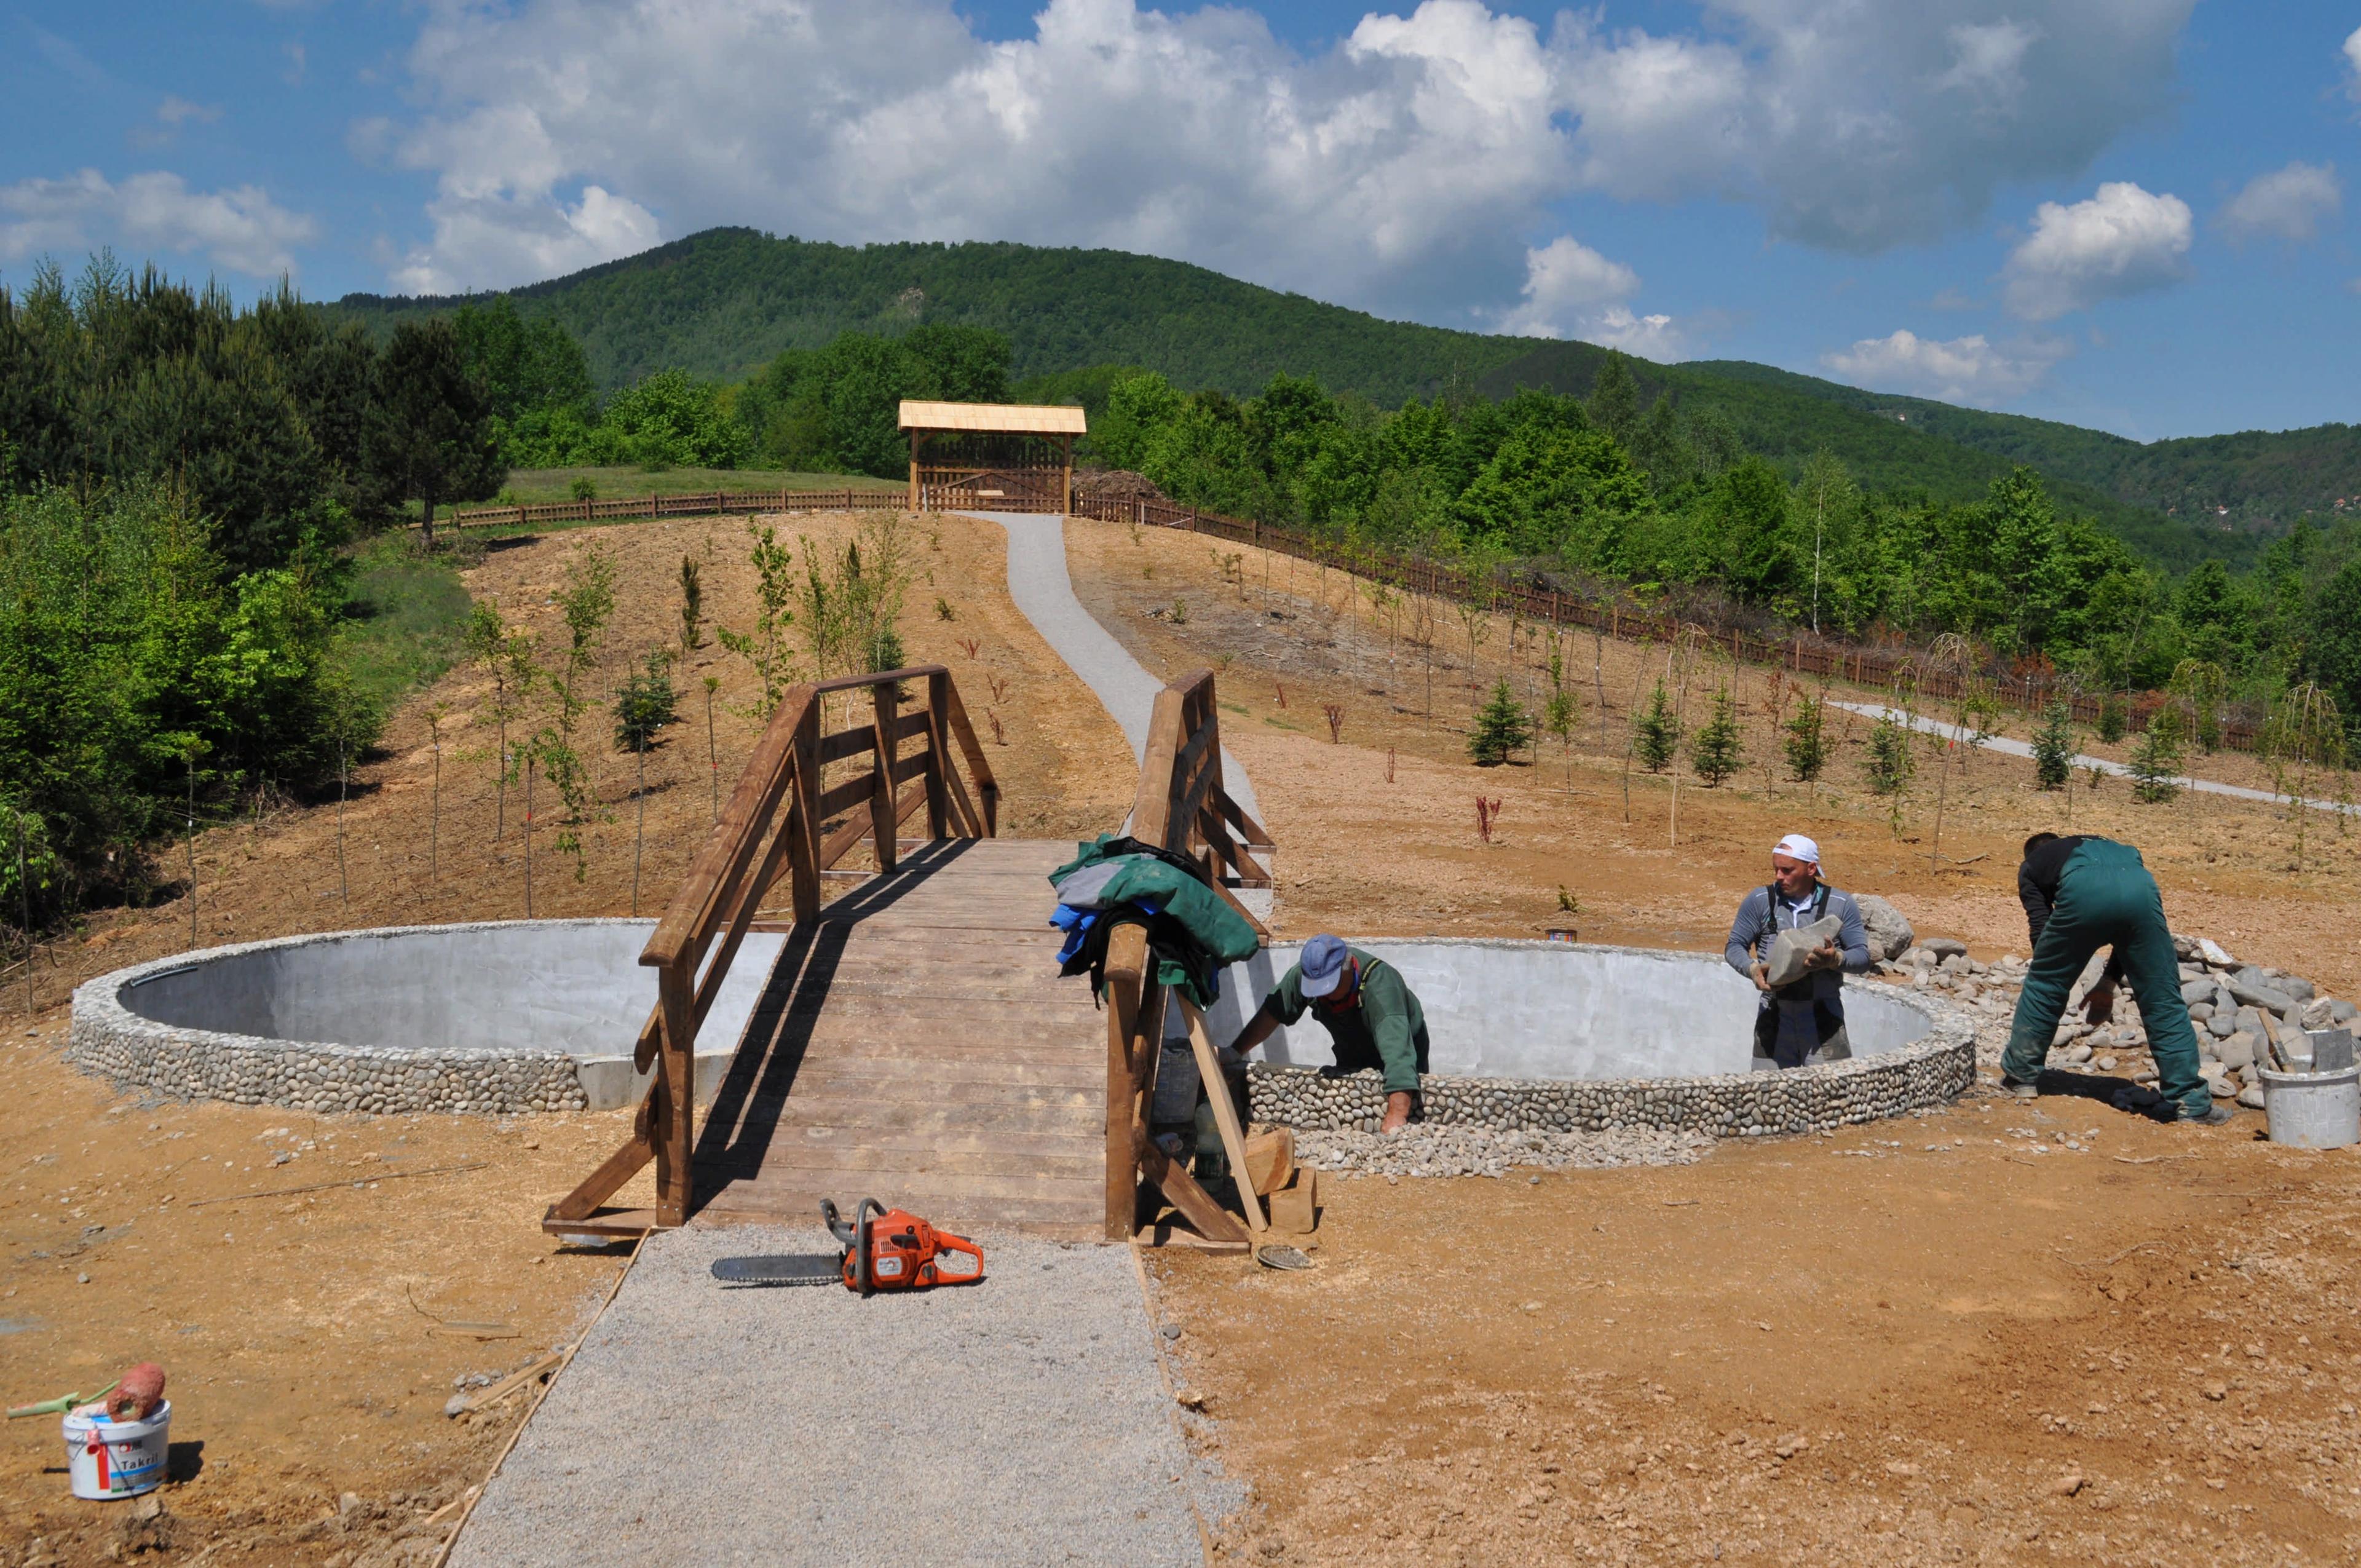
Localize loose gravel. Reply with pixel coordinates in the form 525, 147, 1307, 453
1295, 1124, 1715, 1179
451, 1225, 1233, 1568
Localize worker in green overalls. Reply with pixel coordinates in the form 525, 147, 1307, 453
1224, 934, 1430, 1133
2001, 833, 2223, 1124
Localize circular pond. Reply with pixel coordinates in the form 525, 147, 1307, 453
1201, 940, 1977, 1137
69, 921, 785, 1115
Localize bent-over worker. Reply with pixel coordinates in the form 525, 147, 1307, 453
2000, 833, 2221, 1123
1225, 934, 1430, 1133
1725, 833, 1872, 1070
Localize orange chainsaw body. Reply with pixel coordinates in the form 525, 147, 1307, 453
839, 1205, 986, 1293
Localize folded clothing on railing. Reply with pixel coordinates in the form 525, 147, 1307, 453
1048, 835, 1260, 1008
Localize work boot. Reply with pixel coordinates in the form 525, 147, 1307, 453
2179, 1101, 2235, 1127
1999, 1075, 2039, 1099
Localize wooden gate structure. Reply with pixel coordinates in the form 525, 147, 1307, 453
900, 400, 1084, 514
543, 663, 1275, 1241
545, 665, 999, 1236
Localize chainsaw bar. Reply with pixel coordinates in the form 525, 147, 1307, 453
710, 1253, 842, 1288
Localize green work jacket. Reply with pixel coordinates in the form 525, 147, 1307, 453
1262, 948, 1430, 1095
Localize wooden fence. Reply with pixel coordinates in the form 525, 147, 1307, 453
1072, 492, 2260, 752
1101, 668, 1276, 1243
544, 664, 998, 1235
447, 486, 901, 531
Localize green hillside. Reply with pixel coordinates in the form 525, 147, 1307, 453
328, 226, 2358, 571
1687, 361, 2361, 534
329, 227, 1533, 407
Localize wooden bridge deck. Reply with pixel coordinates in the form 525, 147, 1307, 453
688, 837, 1107, 1239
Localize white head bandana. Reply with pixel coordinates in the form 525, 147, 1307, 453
1773, 833, 1822, 866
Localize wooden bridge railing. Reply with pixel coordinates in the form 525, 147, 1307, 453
1101, 669, 1277, 1242
544, 665, 999, 1237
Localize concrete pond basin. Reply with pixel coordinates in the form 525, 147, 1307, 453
69, 921, 783, 1115
71, 925, 1974, 1135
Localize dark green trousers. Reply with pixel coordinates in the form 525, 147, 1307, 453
2001, 839, 2209, 1118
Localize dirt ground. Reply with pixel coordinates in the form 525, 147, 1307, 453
4, 509, 2356, 1566
1064, 518, 2361, 1564
0, 509, 1130, 1567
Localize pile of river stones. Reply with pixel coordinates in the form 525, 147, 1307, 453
1293, 1123, 1716, 1180
1870, 932, 2357, 1111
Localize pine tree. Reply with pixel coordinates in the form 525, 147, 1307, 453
2127, 707, 2185, 803
1688, 686, 1745, 787
1467, 678, 1533, 766
1782, 691, 1830, 782
612, 650, 681, 753
2095, 692, 2129, 744
1864, 713, 1915, 795
1633, 679, 1680, 773
2031, 702, 2075, 790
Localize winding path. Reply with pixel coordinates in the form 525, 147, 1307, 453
1833, 702, 2357, 817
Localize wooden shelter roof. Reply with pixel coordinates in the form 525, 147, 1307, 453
898, 401, 1088, 435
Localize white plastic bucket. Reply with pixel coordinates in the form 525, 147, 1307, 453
62, 1400, 170, 1500
2259, 1064, 2361, 1150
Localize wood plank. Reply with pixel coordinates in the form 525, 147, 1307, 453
706, 1144, 1101, 1181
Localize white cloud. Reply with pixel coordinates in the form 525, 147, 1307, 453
2218, 160, 2340, 244
2345, 26, 2361, 98
130, 95, 223, 149
1490, 236, 1686, 355
1492, 234, 1639, 332
2002, 181, 2191, 320
1821, 328, 2070, 405
374, 0, 2197, 312
390, 184, 660, 296
1582, 305, 1685, 358
1555, 1, 2191, 252
0, 168, 317, 277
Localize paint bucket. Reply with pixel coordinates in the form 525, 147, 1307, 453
2258, 1064, 2361, 1150
62, 1401, 170, 1500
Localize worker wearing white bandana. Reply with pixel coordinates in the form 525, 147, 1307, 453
1723, 834, 1873, 1071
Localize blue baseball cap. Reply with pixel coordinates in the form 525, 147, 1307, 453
1299, 935, 1351, 998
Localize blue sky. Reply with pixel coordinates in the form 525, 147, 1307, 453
5, 2, 2357, 441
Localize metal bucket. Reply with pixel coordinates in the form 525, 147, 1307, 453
2258, 1063, 2361, 1149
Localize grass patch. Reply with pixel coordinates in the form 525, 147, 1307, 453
336, 534, 473, 713
494, 465, 902, 504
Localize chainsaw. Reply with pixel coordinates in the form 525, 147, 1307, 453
710, 1198, 986, 1295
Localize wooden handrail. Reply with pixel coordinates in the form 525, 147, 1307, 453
547, 663, 1000, 1237
1101, 668, 1276, 1241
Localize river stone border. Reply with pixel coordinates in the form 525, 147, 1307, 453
69, 924, 601, 1115
1246, 980, 1978, 1138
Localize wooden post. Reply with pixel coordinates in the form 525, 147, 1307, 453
1104, 925, 1150, 1240
923, 671, 952, 840
1061, 434, 1074, 516
654, 964, 697, 1226
909, 430, 922, 512
788, 699, 823, 922
869, 676, 900, 872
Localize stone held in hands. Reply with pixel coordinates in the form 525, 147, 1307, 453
1764, 915, 1846, 989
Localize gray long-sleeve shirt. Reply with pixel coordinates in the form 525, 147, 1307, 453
1724, 883, 1873, 1004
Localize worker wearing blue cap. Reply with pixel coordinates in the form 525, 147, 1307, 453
1223, 935, 1430, 1133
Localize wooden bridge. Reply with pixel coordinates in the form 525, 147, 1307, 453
547, 664, 1273, 1243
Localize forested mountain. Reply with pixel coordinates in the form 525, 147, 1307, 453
330, 226, 2357, 568
1684, 362, 2361, 536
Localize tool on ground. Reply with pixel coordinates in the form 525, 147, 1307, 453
710, 1198, 987, 1294
1178, 999, 1312, 1271
9, 1380, 119, 1421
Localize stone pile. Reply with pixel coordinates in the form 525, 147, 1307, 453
1294, 1124, 1715, 1179
1874, 932, 2357, 1112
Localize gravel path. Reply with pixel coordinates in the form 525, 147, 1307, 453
964, 511, 1262, 824
1832, 702, 2359, 816
452, 1225, 1227, 1567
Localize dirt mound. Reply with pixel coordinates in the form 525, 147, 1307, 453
1074, 468, 1167, 502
